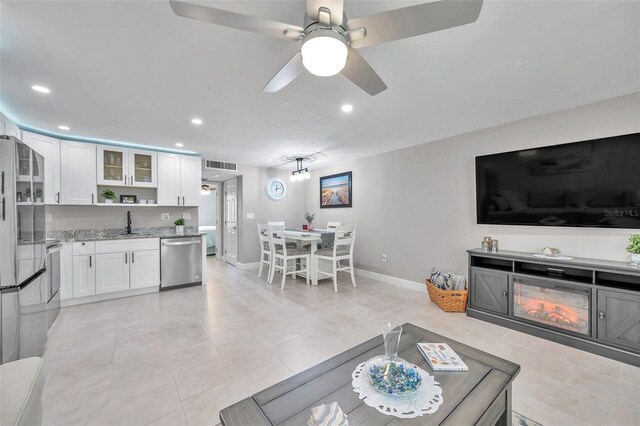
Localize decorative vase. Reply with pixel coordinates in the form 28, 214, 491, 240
364, 323, 422, 396
307, 221, 314, 231
176, 225, 184, 235
105, 199, 114, 204
632, 253, 640, 266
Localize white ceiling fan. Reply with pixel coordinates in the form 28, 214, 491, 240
170, 0, 484, 96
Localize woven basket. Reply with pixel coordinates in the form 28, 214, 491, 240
425, 279, 468, 313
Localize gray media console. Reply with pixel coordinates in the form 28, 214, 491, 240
467, 248, 640, 366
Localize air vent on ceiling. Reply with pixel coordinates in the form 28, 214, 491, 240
204, 159, 237, 171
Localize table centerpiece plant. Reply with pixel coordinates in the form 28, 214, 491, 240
304, 212, 315, 230
626, 234, 640, 266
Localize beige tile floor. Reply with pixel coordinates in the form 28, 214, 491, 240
42, 258, 640, 425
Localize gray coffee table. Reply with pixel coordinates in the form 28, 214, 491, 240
220, 323, 520, 425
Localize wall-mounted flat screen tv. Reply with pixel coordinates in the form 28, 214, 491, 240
476, 133, 640, 228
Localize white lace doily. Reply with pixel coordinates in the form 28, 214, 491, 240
351, 361, 444, 419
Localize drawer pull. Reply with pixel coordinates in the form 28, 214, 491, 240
598, 311, 605, 320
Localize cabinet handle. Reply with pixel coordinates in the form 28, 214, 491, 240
502, 290, 508, 298
56, 192, 60, 204
183, 196, 185, 206
91, 193, 94, 204
177, 196, 180, 205
125, 253, 128, 264
598, 311, 605, 320
132, 252, 135, 263
2, 198, 5, 221
89, 255, 92, 268
1, 171, 4, 194
124, 175, 127, 185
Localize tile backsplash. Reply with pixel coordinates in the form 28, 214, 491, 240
45, 205, 199, 231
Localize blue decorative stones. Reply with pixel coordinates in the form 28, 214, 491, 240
366, 357, 422, 396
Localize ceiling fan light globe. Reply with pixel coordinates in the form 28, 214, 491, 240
301, 33, 348, 77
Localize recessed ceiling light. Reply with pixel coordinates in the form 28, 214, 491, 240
31, 85, 51, 94
341, 104, 353, 113
191, 118, 203, 125
57, 125, 70, 131
175, 142, 184, 147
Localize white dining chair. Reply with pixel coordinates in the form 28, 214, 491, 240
257, 223, 272, 280
326, 221, 341, 230
268, 226, 310, 289
267, 221, 297, 248
315, 224, 357, 292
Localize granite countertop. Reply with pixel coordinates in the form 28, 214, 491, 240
48, 227, 205, 243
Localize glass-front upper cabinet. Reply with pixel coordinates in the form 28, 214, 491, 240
16, 142, 31, 182
97, 146, 129, 186
96, 146, 156, 187
129, 149, 157, 188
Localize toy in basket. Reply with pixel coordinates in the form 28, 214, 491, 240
426, 268, 468, 313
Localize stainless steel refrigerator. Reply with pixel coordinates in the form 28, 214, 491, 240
0, 135, 47, 364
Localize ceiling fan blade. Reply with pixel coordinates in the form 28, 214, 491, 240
346, 0, 483, 49
341, 47, 387, 96
170, 0, 304, 41
263, 52, 305, 93
306, 0, 344, 26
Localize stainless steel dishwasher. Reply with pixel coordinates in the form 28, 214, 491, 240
160, 237, 202, 290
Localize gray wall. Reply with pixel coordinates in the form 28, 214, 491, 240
46, 205, 199, 230
304, 92, 640, 283
237, 165, 306, 264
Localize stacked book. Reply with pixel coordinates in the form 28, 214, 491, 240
417, 343, 469, 371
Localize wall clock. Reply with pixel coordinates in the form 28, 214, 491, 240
265, 177, 286, 201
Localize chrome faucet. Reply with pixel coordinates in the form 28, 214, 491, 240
126, 210, 132, 234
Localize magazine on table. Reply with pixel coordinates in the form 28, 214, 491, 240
417, 342, 469, 371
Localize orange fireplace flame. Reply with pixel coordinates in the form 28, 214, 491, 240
522, 299, 582, 327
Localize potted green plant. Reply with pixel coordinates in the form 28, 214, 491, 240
101, 189, 117, 204
304, 212, 315, 230
34, 187, 43, 203
175, 218, 185, 235
626, 234, 640, 266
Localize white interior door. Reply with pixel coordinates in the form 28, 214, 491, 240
223, 178, 237, 266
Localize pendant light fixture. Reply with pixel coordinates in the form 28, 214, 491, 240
291, 157, 311, 182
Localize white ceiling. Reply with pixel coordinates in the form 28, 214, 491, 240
1, 0, 639, 169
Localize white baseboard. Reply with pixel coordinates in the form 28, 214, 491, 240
60, 286, 159, 307
236, 261, 260, 270
355, 268, 424, 293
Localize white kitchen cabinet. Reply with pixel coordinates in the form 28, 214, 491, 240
157, 153, 201, 206
97, 146, 129, 186
180, 155, 202, 206
129, 149, 157, 188
22, 132, 61, 204
95, 251, 130, 294
157, 153, 181, 205
130, 249, 160, 289
72, 254, 96, 298
0, 113, 21, 139
97, 146, 157, 188
60, 243, 73, 300
60, 141, 97, 205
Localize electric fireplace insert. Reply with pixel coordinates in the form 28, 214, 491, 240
513, 278, 590, 336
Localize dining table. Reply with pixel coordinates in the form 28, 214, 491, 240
283, 229, 335, 286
